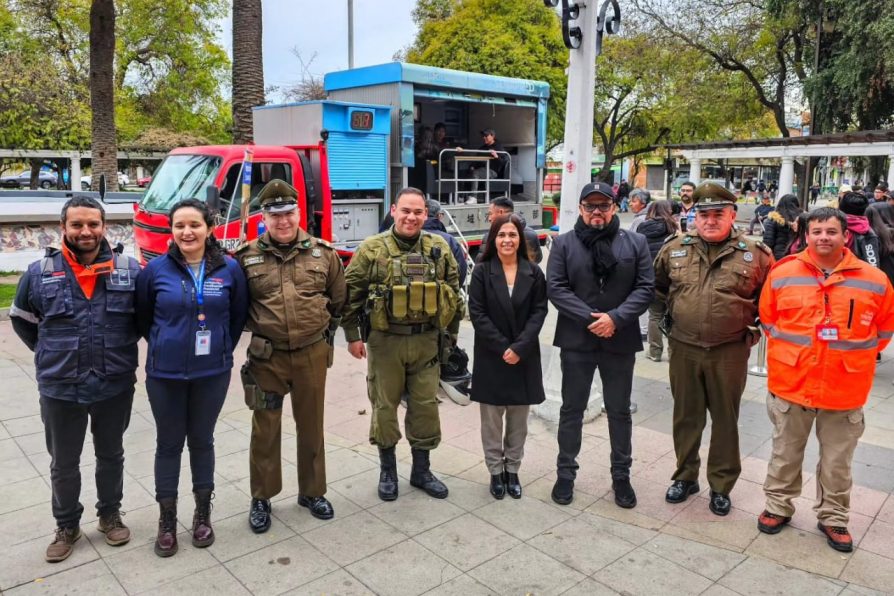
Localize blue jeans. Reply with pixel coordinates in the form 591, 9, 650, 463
147, 373, 231, 500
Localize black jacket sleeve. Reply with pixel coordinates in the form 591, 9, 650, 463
605, 233, 654, 327
509, 267, 548, 359
10, 274, 38, 351
546, 236, 595, 326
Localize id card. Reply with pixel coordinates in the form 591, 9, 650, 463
195, 330, 211, 355
816, 324, 839, 342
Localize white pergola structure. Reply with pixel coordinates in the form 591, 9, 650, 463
673, 130, 894, 195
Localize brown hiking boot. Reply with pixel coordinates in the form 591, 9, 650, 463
757, 510, 791, 534
98, 510, 131, 546
46, 527, 81, 563
817, 522, 853, 552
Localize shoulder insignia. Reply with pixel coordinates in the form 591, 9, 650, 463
755, 240, 772, 255
235, 242, 252, 254
681, 235, 694, 245
242, 255, 265, 267
663, 233, 680, 245
315, 238, 333, 248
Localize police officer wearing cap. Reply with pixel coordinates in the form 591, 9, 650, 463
653, 182, 773, 515
547, 181, 654, 509
237, 179, 347, 532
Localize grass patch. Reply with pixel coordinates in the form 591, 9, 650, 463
0, 284, 16, 308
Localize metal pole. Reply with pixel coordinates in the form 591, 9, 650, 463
347, 0, 354, 69
748, 334, 768, 377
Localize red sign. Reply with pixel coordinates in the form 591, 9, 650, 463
566, 161, 576, 173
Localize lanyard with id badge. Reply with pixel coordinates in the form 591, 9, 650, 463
816, 285, 839, 342
187, 261, 211, 356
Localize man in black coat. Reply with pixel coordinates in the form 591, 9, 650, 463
547, 181, 655, 508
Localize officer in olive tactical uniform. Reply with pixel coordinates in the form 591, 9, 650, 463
654, 182, 773, 516
237, 180, 347, 533
343, 187, 462, 501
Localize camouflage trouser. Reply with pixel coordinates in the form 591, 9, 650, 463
366, 329, 441, 450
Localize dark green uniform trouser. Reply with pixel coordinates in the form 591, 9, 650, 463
366, 329, 441, 450
249, 340, 328, 499
668, 337, 750, 494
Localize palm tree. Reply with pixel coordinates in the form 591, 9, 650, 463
231, 0, 265, 144
90, 0, 118, 192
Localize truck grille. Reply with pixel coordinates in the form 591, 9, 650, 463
141, 248, 162, 262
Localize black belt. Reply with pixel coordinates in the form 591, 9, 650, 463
269, 334, 326, 351
385, 323, 435, 335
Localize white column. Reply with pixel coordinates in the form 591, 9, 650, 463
537, 3, 602, 424
887, 155, 894, 189
779, 156, 795, 196
556, 7, 597, 234
689, 158, 702, 185
70, 154, 81, 192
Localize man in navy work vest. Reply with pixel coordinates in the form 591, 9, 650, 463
10, 196, 141, 563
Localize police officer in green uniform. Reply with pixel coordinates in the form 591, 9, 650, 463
343, 187, 462, 501
237, 180, 346, 533
653, 182, 773, 516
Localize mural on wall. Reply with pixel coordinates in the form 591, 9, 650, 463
0, 223, 133, 252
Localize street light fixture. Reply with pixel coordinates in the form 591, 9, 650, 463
544, 0, 621, 55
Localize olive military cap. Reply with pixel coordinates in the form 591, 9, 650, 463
257, 179, 298, 213
692, 182, 737, 210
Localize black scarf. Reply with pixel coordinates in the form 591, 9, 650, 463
574, 214, 619, 280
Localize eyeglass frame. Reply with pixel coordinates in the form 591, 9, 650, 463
579, 201, 615, 213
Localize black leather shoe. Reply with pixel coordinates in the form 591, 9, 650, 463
709, 491, 731, 516
551, 477, 574, 505
248, 498, 271, 534
409, 449, 449, 499
298, 495, 334, 520
504, 472, 522, 499
665, 480, 699, 504
612, 478, 637, 509
489, 474, 505, 500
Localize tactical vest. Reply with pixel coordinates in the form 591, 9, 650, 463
368, 232, 457, 330
27, 248, 140, 388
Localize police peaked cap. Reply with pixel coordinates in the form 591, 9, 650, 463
692, 182, 737, 210
257, 179, 298, 212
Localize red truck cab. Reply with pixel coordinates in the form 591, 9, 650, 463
132, 145, 330, 264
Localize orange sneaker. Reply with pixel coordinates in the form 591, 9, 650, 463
817, 522, 853, 552
757, 510, 791, 534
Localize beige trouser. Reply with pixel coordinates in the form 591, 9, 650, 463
763, 393, 865, 526
479, 404, 530, 475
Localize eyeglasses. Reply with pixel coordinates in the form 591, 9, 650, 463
580, 203, 614, 213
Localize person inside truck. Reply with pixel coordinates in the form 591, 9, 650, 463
456, 128, 509, 204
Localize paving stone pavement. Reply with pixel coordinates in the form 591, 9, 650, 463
2, 242, 894, 594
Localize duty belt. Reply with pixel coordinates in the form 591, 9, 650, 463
269, 333, 327, 351
385, 323, 434, 335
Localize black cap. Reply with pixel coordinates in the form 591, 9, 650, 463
480, 128, 495, 136
579, 182, 615, 203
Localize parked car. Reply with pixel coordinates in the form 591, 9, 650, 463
80, 172, 130, 190
137, 175, 152, 188
0, 170, 57, 189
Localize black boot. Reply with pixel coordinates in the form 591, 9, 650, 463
192, 489, 215, 547
409, 449, 448, 499
378, 446, 399, 501
154, 498, 178, 557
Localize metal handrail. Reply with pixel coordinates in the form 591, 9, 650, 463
436, 148, 511, 204
438, 207, 476, 301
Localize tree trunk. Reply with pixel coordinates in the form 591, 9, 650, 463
90, 0, 118, 192
29, 160, 41, 190
232, 0, 265, 144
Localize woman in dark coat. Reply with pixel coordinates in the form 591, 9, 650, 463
637, 200, 677, 361
468, 214, 548, 500
763, 194, 802, 259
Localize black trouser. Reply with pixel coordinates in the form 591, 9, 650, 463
558, 350, 635, 481
40, 389, 134, 528
147, 373, 231, 501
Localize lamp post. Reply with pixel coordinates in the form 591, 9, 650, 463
536, 0, 621, 423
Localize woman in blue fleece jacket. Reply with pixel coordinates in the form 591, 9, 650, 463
135, 198, 248, 557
